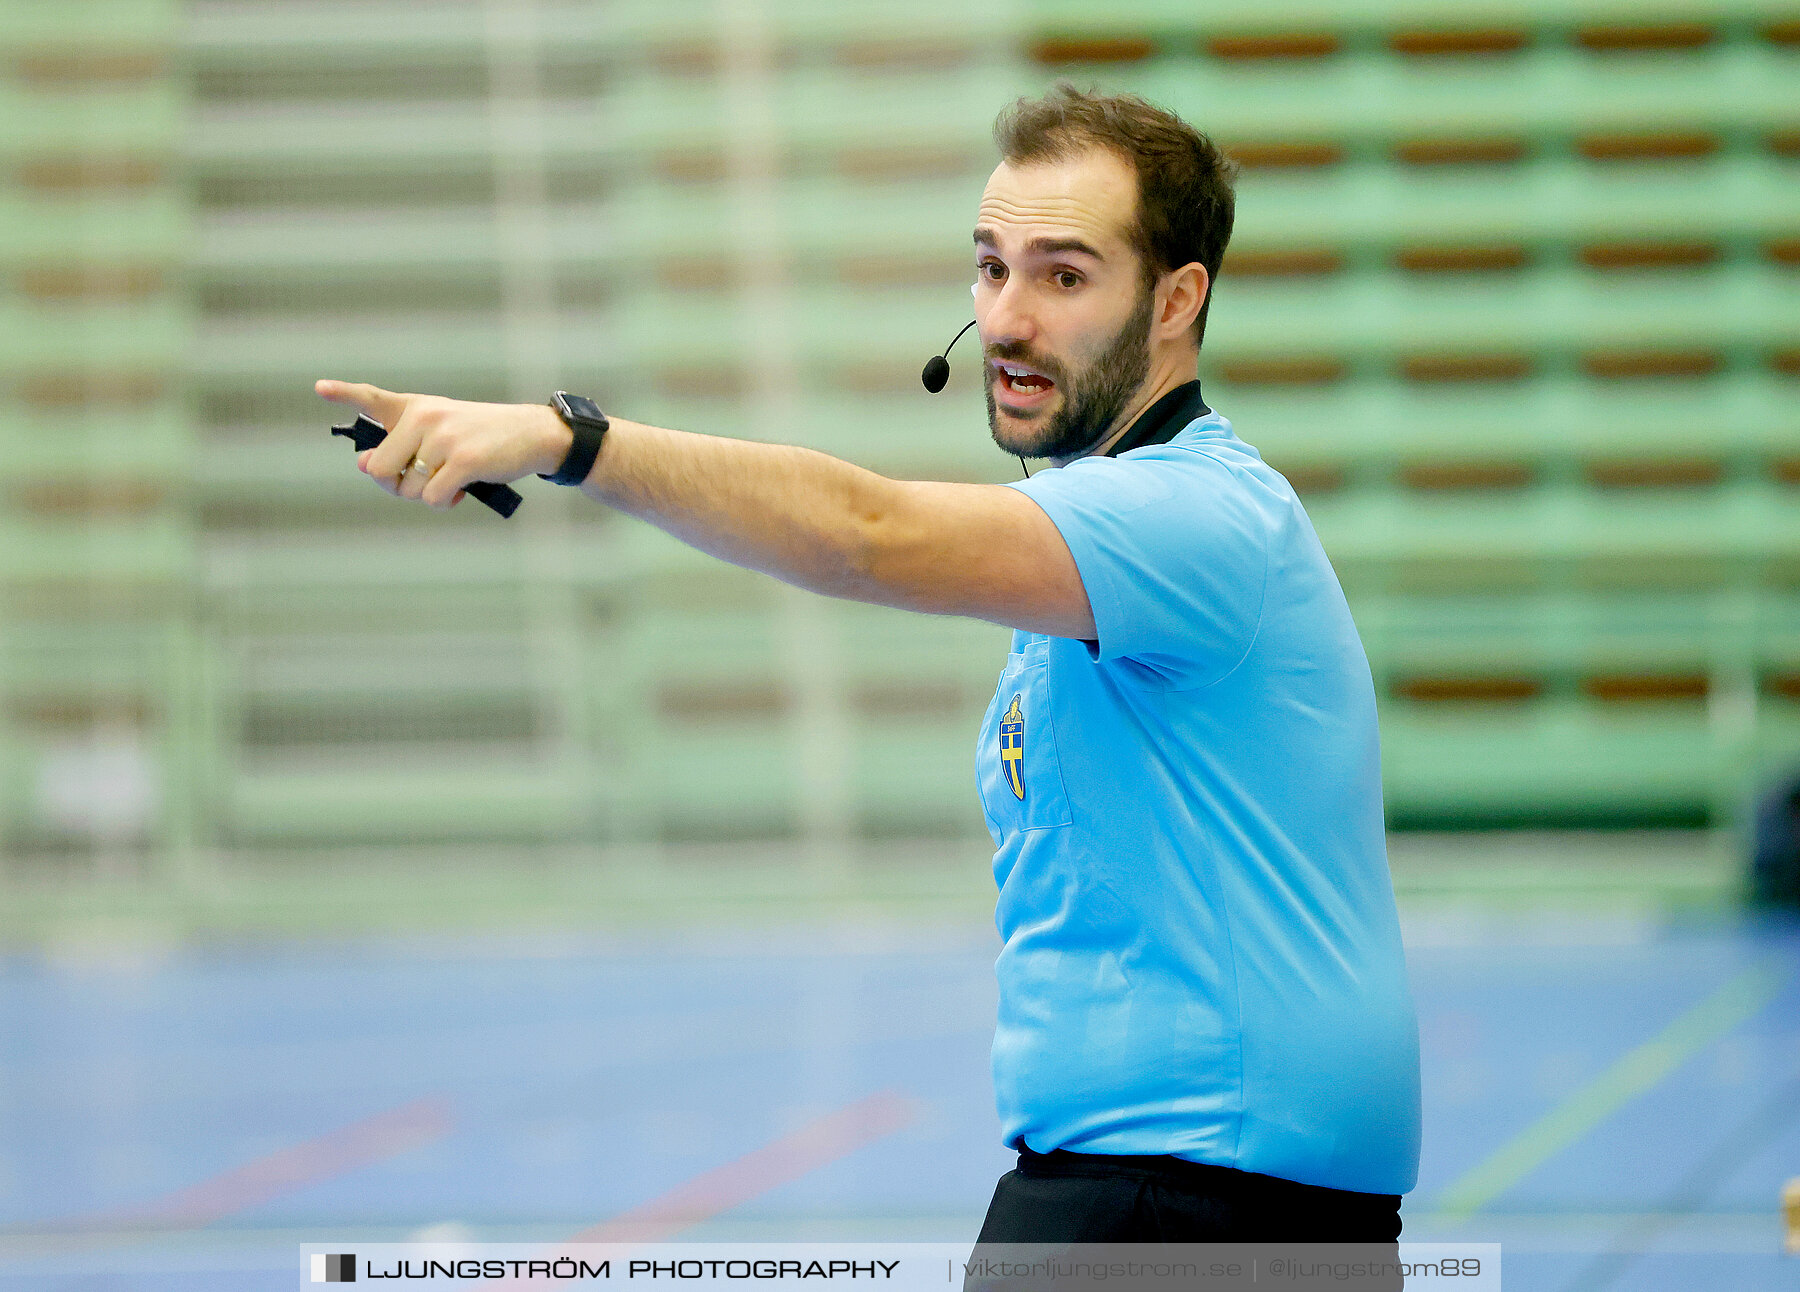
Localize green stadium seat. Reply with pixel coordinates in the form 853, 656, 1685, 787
9, 0, 1800, 876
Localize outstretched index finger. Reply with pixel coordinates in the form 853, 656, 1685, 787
315, 379, 409, 428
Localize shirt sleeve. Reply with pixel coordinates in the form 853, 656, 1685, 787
1004, 445, 1271, 690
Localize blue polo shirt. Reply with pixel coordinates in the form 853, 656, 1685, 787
975, 386, 1420, 1195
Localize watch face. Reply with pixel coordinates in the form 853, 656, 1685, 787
559, 393, 605, 424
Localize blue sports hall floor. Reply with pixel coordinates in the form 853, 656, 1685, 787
1, 892, 1795, 1291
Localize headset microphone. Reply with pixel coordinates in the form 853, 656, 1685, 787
921, 319, 977, 393
922, 311, 1032, 478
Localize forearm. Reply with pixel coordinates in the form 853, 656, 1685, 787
576, 415, 897, 600
317, 379, 1092, 637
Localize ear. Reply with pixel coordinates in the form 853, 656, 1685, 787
1155, 262, 1209, 343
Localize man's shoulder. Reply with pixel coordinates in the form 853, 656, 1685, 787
1002, 412, 1296, 574
1115, 418, 1296, 521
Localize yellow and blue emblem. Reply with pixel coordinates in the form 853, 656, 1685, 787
999, 693, 1026, 800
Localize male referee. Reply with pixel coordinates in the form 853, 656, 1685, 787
318, 85, 1421, 1244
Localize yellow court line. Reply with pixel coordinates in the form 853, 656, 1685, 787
1436, 958, 1789, 1222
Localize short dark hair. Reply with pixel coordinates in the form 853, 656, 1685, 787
992, 84, 1237, 347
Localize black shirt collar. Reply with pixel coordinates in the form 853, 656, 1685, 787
1101, 379, 1210, 458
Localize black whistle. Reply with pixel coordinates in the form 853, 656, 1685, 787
330, 414, 522, 519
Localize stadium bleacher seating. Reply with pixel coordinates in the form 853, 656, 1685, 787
3, 0, 1796, 876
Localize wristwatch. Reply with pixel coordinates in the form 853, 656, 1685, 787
537, 391, 610, 486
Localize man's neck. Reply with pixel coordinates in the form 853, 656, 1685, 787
1050, 352, 1199, 468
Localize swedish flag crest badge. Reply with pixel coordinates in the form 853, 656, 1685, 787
999, 693, 1026, 800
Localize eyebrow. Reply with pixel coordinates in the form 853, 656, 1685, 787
973, 228, 1106, 261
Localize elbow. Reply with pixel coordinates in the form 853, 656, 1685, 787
834, 479, 916, 609
835, 498, 888, 603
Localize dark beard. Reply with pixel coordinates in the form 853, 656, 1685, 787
985, 287, 1154, 461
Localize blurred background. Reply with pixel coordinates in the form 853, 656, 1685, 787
1, 1, 1797, 1289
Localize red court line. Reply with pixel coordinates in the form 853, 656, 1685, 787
573, 1089, 917, 1244
56, 1095, 454, 1233
474, 1089, 916, 1288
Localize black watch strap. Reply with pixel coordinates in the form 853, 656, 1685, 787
538, 391, 609, 486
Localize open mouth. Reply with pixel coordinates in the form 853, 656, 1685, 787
992, 362, 1058, 409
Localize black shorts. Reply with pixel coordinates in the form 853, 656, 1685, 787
975, 1146, 1403, 1243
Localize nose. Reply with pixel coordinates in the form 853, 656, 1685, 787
979, 274, 1038, 352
